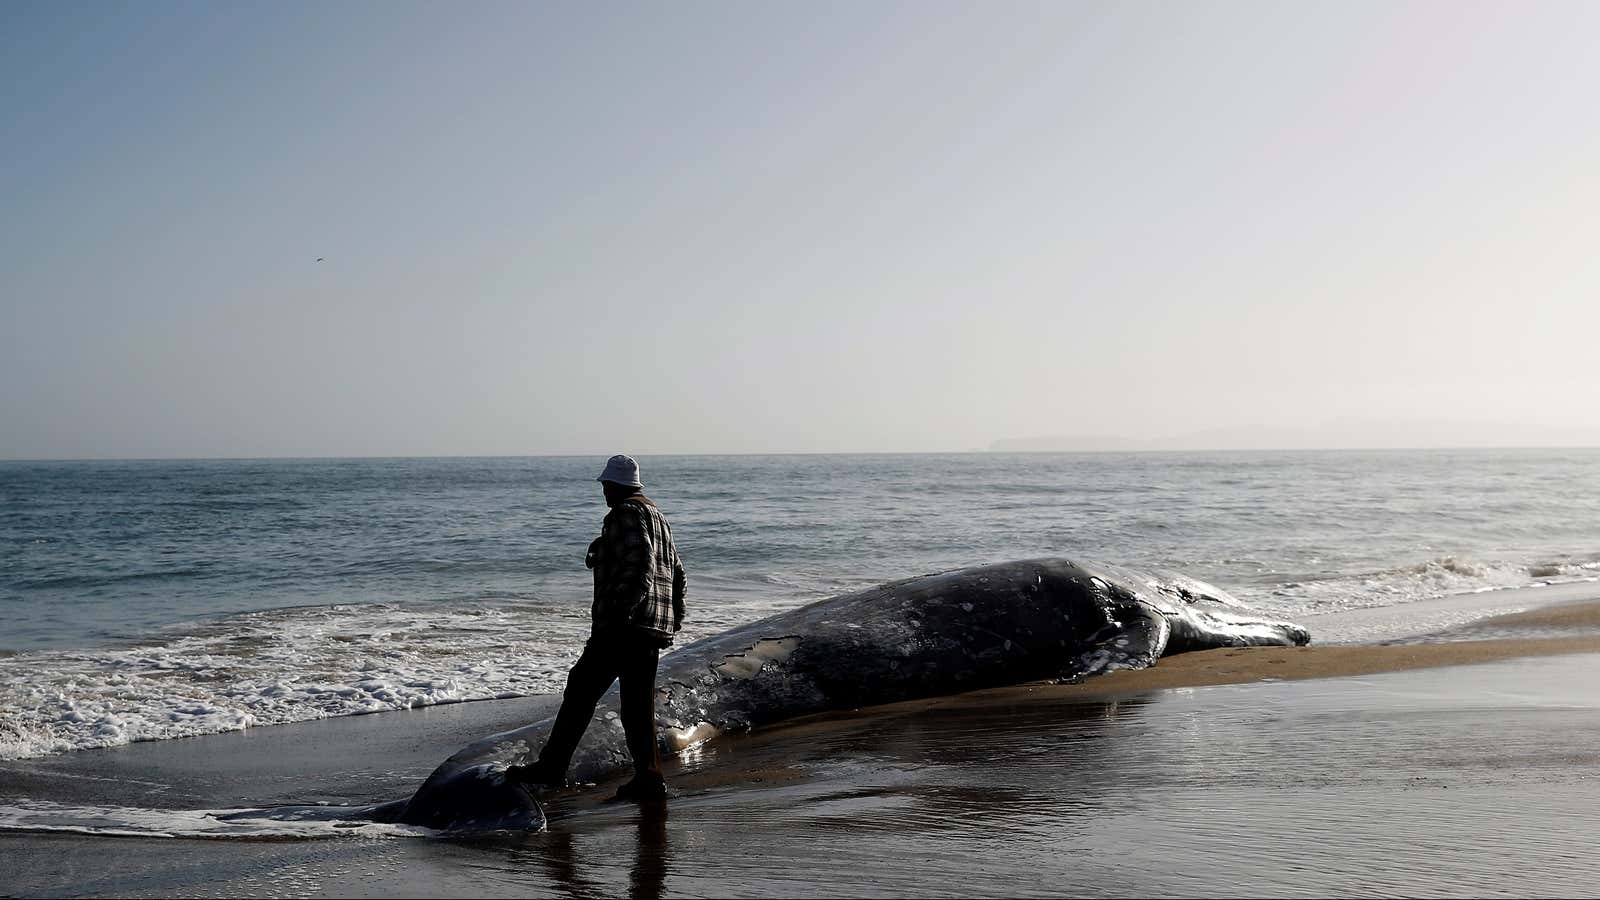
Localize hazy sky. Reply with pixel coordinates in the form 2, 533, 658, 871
4, 1, 1598, 458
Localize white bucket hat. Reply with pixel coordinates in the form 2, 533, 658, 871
597, 454, 643, 488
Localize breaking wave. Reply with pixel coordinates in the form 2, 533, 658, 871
1245, 554, 1600, 616
4, 551, 1597, 761
0, 593, 805, 761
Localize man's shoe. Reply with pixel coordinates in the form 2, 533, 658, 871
504, 761, 568, 788
607, 776, 667, 803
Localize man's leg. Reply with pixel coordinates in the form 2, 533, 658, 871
528, 637, 619, 780
616, 633, 664, 791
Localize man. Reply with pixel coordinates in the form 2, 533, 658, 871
508, 454, 687, 802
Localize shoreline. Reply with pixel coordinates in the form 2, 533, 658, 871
8, 651, 1597, 898
6, 592, 1600, 799
4, 590, 1600, 898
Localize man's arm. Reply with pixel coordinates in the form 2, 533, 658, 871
672, 556, 687, 633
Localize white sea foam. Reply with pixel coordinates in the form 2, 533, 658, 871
0, 798, 425, 840
4, 554, 1598, 760
1239, 555, 1600, 618
0, 594, 804, 761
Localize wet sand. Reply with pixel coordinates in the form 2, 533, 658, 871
5, 592, 1600, 898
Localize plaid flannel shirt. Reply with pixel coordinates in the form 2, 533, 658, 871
587, 495, 687, 643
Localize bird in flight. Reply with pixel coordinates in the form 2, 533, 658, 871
316, 257, 325, 262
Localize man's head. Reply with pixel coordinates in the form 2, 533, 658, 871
598, 455, 643, 508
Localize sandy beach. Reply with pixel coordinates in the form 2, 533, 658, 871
11, 0, 1600, 895
5, 588, 1600, 898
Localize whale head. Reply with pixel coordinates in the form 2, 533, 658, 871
395, 763, 546, 833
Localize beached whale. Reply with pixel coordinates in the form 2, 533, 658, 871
387, 557, 1311, 832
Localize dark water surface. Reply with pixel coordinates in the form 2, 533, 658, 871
4, 653, 1596, 898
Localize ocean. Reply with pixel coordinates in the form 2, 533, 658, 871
3, 450, 1598, 761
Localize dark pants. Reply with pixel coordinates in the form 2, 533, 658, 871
537, 629, 664, 782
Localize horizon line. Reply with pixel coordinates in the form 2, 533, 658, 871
4, 445, 1599, 463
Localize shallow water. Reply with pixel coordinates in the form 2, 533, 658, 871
8, 653, 1596, 898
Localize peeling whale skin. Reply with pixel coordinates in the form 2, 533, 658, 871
395, 558, 1311, 830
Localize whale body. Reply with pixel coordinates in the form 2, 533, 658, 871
392, 558, 1311, 831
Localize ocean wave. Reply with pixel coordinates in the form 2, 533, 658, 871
0, 601, 588, 761
1526, 558, 1600, 579
0, 592, 807, 761
6, 547, 1599, 761
12, 568, 208, 592
1243, 554, 1600, 615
